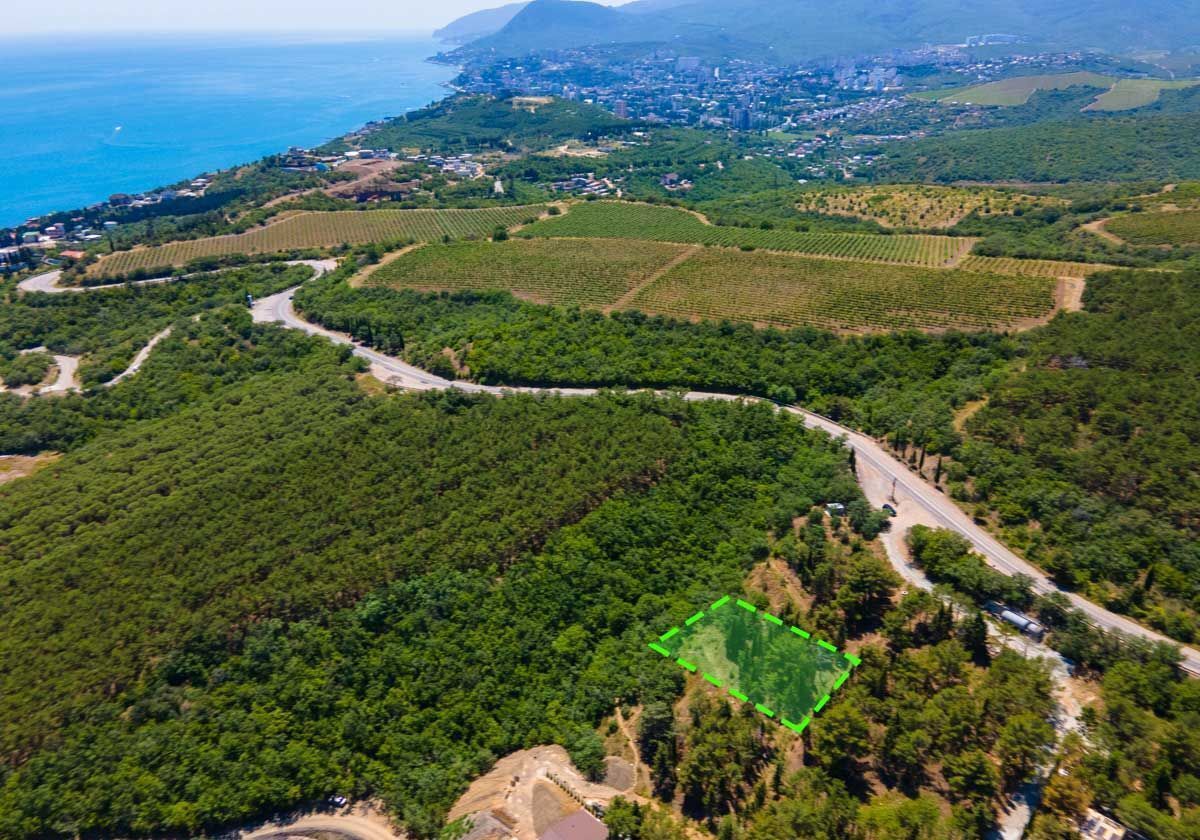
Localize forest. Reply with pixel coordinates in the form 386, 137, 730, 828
0, 307, 891, 836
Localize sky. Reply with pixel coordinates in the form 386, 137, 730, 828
4, 0, 623, 36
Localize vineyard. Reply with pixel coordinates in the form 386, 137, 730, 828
522, 201, 973, 267
90, 206, 548, 275
794, 185, 1059, 229
957, 255, 1115, 279
628, 248, 1056, 333
1105, 209, 1200, 246
364, 238, 694, 307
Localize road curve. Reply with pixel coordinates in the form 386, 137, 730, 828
254, 282, 1200, 677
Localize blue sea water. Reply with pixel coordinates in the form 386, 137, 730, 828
0, 34, 455, 227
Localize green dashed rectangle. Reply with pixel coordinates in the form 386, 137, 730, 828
649, 594, 858, 733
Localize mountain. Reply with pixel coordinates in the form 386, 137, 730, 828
446, 0, 1200, 61
464, 0, 652, 55
433, 1, 530, 43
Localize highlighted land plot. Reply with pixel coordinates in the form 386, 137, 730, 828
649, 595, 859, 732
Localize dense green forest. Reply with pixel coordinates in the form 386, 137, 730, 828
0, 309, 885, 836
327, 94, 632, 155
874, 111, 1200, 183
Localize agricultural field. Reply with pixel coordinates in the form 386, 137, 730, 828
918, 71, 1200, 111
794, 185, 1060, 229
627, 248, 1056, 332
917, 71, 1112, 106
523, 201, 973, 267
957, 255, 1115, 279
1105, 208, 1200, 245
363, 238, 694, 307
1083, 78, 1200, 111
90, 206, 547, 275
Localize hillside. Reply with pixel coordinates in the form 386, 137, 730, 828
450, 0, 1200, 61
433, 1, 528, 43
873, 111, 1200, 183
327, 94, 629, 155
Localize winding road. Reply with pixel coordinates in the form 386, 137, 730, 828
252, 283, 1200, 678
18, 262, 1200, 676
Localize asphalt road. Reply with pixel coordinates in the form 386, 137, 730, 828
254, 282, 1200, 677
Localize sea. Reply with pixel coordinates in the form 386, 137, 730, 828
0, 34, 455, 228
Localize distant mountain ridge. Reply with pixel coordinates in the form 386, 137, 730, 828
434, 1, 530, 43
443, 0, 1200, 61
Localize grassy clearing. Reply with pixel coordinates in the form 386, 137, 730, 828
924, 72, 1113, 106
922, 72, 1200, 111
91, 206, 547, 275
629, 248, 1055, 332
523, 201, 971, 267
1084, 78, 1200, 111
1105, 209, 1200, 245
364, 238, 693, 307
795, 185, 1060, 229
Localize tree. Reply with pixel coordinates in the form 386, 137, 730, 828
996, 714, 1055, 788
959, 610, 990, 664
944, 749, 1000, 803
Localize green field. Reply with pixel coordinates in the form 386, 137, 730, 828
957, 255, 1114, 279
919, 71, 1113, 106
630, 248, 1055, 332
1105, 209, 1200, 245
920, 72, 1200, 111
92, 206, 548, 275
523, 201, 973, 267
1084, 78, 1200, 111
366, 235, 1057, 333
364, 238, 694, 307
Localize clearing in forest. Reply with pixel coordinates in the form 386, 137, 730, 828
89, 206, 548, 276
795, 185, 1059, 229
649, 595, 859, 733
630, 247, 1056, 332
522, 201, 972, 268
362, 237, 694, 307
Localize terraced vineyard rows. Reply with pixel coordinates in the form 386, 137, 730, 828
523, 201, 973, 267
92, 206, 548, 275
364, 238, 693, 307
958, 255, 1115, 279
629, 248, 1056, 333
1105, 209, 1200, 246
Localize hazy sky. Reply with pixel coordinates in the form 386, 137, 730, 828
6, 0, 623, 36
